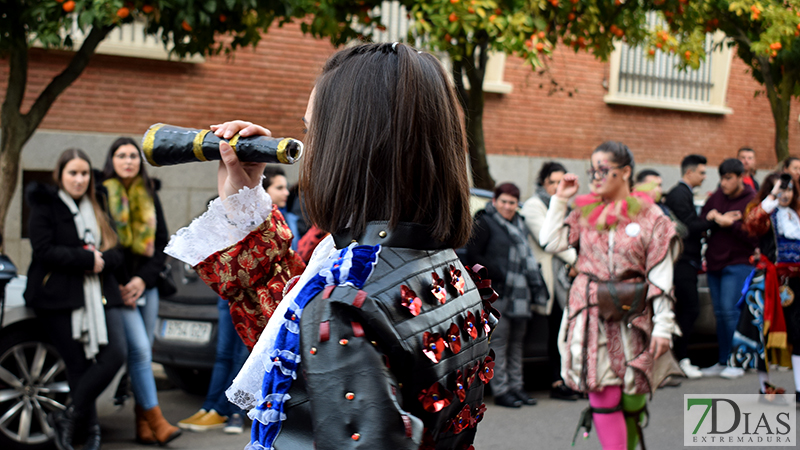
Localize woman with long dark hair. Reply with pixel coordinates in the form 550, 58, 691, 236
540, 142, 680, 450
25, 149, 127, 450
739, 172, 800, 402
166, 42, 492, 450
100, 138, 180, 445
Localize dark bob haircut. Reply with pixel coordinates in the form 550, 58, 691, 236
719, 158, 745, 177
536, 162, 567, 187
494, 182, 521, 201
300, 43, 471, 247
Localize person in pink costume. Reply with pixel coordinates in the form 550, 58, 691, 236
539, 141, 681, 450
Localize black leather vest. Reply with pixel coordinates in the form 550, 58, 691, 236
273, 222, 492, 450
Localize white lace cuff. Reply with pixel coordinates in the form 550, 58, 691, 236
164, 185, 273, 266
761, 196, 779, 214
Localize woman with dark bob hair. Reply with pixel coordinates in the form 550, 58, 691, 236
165, 42, 492, 450
540, 142, 680, 450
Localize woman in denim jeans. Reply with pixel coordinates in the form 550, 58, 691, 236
100, 138, 182, 445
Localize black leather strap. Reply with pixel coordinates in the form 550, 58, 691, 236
332, 222, 449, 250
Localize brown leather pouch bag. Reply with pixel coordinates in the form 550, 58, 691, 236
595, 275, 647, 322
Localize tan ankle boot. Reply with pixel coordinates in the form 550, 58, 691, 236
135, 405, 157, 445
141, 405, 182, 445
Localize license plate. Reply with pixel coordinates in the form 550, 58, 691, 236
161, 319, 212, 344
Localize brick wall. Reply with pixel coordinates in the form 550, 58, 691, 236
2, 22, 797, 169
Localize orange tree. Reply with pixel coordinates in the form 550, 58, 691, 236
310, 0, 800, 188
638, 0, 800, 163
0, 0, 304, 245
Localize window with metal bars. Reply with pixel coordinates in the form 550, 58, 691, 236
605, 14, 733, 114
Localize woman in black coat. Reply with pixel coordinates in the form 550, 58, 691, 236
24, 149, 127, 450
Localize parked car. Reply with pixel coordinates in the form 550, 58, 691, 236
151, 257, 219, 395
0, 253, 128, 450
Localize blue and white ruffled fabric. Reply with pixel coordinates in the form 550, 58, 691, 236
241, 242, 381, 450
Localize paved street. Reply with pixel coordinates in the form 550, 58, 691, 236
91, 368, 799, 450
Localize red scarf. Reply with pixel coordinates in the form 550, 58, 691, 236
757, 258, 788, 349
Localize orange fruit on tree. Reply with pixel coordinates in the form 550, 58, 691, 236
450, 0, 459, 3
538, 31, 546, 39
656, 42, 663, 49
489, 15, 496, 22
568, 13, 575, 21
182, 20, 192, 31
449, 12, 457, 22
648, 49, 655, 56
772, 50, 778, 57
142, 4, 154, 13
468, 7, 474, 13
117, 7, 130, 19
684, 50, 691, 59
219, 14, 227, 23
495, 8, 502, 14
536, 42, 544, 52
770, 42, 782, 50
62, 0, 75, 12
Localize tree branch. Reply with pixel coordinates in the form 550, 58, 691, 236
2, 6, 28, 115
23, 24, 114, 137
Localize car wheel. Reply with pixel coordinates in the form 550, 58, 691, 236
162, 365, 212, 395
0, 323, 70, 449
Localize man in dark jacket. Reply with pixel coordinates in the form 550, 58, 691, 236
699, 158, 757, 378
464, 183, 546, 408
663, 155, 708, 379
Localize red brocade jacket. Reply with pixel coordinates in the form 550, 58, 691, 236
194, 206, 306, 350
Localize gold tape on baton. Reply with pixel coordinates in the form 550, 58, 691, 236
277, 139, 290, 164
193, 129, 210, 162
228, 134, 241, 154
142, 123, 165, 167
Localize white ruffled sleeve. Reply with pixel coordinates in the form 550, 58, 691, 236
649, 240, 682, 342
164, 184, 273, 267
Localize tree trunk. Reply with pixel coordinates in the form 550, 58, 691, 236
0, 24, 113, 251
756, 55, 793, 162
457, 39, 495, 191
769, 72, 795, 163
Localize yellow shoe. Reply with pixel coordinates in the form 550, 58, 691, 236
187, 410, 228, 432
178, 409, 207, 430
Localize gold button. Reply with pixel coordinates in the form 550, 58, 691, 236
379, 231, 387, 238
351, 239, 357, 243
102, 297, 107, 305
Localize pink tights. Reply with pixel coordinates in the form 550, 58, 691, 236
588, 386, 627, 450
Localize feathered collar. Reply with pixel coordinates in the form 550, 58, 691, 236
574, 192, 653, 231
